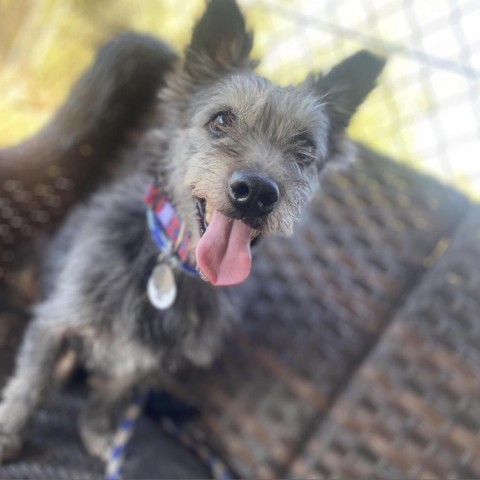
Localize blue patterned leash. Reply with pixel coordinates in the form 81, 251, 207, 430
160, 417, 232, 480
105, 390, 232, 480
105, 390, 148, 480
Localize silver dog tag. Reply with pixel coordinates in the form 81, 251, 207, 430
147, 263, 177, 310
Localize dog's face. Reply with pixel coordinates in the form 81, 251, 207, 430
161, 0, 385, 286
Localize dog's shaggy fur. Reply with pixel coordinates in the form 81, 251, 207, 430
0, 0, 384, 461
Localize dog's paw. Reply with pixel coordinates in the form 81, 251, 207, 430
79, 422, 115, 462
82, 431, 115, 462
0, 429, 22, 463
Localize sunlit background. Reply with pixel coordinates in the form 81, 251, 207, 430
1, 0, 479, 198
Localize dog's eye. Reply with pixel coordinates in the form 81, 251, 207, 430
293, 135, 316, 166
209, 111, 235, 137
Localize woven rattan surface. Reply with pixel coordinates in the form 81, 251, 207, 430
0, 146, 473, 479
291, 206, 480, 479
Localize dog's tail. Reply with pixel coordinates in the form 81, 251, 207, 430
0, 32, 177, 275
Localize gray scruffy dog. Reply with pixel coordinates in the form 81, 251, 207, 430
0, 0, 385, 462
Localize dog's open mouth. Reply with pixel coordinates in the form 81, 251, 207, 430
194, 197, 259, 286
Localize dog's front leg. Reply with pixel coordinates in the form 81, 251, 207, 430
79, 375, 140, 461
0, 319, 65, 462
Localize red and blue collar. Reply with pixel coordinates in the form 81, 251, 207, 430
145, 181, 198, 277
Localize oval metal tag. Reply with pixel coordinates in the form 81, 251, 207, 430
147, 263, 177, 310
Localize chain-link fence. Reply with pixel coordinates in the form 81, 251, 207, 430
243, 0, 480, 199
1, 0, 479, 198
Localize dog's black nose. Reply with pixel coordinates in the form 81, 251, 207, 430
228, 171, 279, 218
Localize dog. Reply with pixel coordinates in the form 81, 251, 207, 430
0, 0, 385, 462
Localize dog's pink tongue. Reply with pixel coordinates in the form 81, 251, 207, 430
196, 210, 252, 286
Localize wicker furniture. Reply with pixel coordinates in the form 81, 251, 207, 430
1, 145, 479, 479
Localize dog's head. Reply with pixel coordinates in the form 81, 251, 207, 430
160, 0, 385, 286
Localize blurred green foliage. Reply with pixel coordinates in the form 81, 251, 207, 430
0, 0, 204, 144
0, 0, 391, 147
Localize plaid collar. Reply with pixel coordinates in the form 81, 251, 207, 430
145, 181, 198, 277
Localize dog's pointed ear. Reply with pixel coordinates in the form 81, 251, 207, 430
185, 0, 254, 79
315, 50, 386, 132
307, 50, 385, 169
